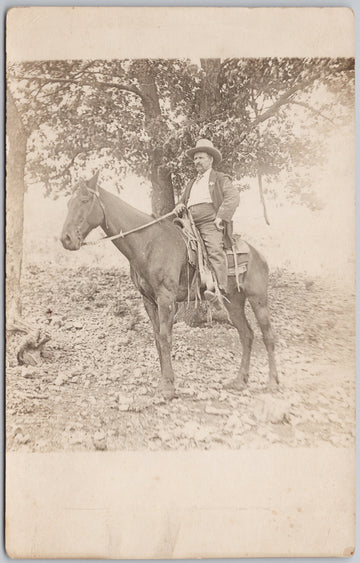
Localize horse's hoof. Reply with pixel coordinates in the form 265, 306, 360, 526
156, 383, 175, 401
224, 378, 247, 392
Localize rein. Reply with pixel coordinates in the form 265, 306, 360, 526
82, 188, 176, 246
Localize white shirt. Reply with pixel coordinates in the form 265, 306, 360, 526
187, 168, 213, 207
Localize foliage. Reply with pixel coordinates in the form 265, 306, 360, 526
8, 57, 354, 206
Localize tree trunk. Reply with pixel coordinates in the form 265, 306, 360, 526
135, 61, 175, 216
198, 59, 221, 118
6, 88, 28, 324
150, 148, 175, 216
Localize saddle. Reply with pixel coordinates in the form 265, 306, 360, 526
173, 213, 249, 294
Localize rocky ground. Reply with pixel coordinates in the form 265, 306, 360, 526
6, 262, 355, 452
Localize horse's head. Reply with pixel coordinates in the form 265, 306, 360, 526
61, 171, 104, 250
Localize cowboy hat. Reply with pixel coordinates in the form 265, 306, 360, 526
186, 138, 222, 165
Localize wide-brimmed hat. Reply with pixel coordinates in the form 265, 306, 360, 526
186, 139, 222, 165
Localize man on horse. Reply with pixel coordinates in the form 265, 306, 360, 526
175, 139, 240, 308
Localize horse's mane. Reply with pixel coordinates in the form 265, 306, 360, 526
98, 186, 154, 223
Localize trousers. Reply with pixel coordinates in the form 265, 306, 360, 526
189, 203, 228, 292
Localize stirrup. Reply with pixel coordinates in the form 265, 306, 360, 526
204, 289, 224, 311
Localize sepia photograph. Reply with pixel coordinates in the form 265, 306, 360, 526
6, 7, 356, 558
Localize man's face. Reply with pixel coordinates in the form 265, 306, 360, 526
193, 152, 213, 174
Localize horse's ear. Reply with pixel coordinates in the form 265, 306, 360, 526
87, 170, 100, 192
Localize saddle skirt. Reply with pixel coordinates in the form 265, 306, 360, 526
174, 215, 249, 292
226, 235, 250, 277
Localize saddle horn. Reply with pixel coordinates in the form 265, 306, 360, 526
87, 170, 100, 192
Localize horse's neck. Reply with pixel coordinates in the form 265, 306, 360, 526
98, 187, 155, 262
99, 187, 152, 233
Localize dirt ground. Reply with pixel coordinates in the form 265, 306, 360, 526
6, 259, 355, 452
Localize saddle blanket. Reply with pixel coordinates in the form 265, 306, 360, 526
226, 236, 249, 276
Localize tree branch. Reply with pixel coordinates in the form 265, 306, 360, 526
257, 172, 270, 225
289, 100, 336, 125
11, 74, 145, 101
251, 60, 353, 127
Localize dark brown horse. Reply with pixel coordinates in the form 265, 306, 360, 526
61, 172, 279, 399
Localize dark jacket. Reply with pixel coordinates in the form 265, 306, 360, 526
181, 169, 240, 248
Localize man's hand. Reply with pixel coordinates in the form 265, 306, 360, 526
214, 217, 224, 231
174, 202, 186, 216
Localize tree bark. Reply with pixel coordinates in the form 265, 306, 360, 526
198, 59, 221, 118
150, 148, 175, 216
135, 61, 175, 216
6, 88, 28, 324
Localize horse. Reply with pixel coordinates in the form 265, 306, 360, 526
60, 172, 279, 399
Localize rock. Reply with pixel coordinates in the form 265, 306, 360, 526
242, 414, 257, 427
20, 351, 39, 367
13, 426, 23, 437
35, 439, 48, 449
113, 303, 128, 317
181, 385, 197, 396
21, 366, 36, 379
225, 413, 241, 428
194, 427, 210, 442
54, 374, 67, 386
15, 433, 31, 445
51, 316, 63, 328
73, 321, 83, 330
293, 429, 306, 441
198, 389, 219, 400
182, 421, 199, 438
304, 279, 315, 290
126, 318, 137, 330
253, 396, 290, 424
205, 405, 228, 416
69, 431, 86, 445
158, 429, 172, 442
137, 386, 149, 396
117, 393, 132, 411
92, 431, 107, 450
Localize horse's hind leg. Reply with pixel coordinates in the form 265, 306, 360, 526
248, 294, 279, 389
224, 291, 254, 391
142, 295, 161, 356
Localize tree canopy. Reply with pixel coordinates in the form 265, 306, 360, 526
8, 57, 354, 214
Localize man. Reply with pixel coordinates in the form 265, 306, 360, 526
175, 139, 240, 308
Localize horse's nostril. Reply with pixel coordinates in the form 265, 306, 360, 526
61, 233, 71, 246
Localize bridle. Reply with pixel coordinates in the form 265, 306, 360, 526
85, 187, 109, 230
69, 185, 109, 246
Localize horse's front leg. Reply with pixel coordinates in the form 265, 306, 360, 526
155, 290, 176, 399
142, 292, 176, 400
